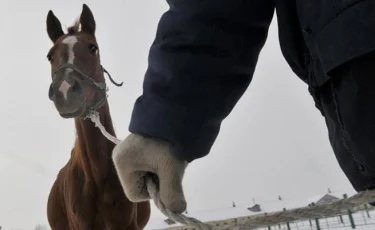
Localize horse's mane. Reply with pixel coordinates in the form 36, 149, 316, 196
67, 18, 81, 34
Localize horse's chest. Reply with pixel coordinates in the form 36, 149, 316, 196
61, 168, 137, 229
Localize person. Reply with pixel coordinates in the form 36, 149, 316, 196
112, 0, 375, 213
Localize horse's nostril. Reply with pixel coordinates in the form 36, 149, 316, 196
48, 84, 55, 100
70, 80, 82, 93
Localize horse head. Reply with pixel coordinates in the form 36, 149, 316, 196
46, 4, 122, 119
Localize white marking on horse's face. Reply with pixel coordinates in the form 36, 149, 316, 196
58, 36, 78, 98
61, 35, 78, 66
59, 80, 71, 100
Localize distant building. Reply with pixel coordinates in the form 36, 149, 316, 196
316, 194, 340, 205
308, 193, 340, 206
247, 204, 262, 212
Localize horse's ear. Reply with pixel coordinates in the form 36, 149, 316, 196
46, 10, 64, 43
80, 4, 96, 35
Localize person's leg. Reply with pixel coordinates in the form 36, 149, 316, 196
329, 50, 375, 179
310, 51, 375, 192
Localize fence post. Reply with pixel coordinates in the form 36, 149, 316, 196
365, 204, 371, 218
315, 218, 321, 230
283, 208, 291, 230
361, 209, 367, 225
264, 213, 271, 230
343, 194, 356, 229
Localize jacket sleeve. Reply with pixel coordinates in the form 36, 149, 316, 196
129, 0, 275, 162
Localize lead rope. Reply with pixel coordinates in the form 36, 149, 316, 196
86, 111, 375, 230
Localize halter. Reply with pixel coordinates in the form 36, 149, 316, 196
52, 63, 123, 116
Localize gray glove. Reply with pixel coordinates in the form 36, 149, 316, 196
112, 133, 188, 213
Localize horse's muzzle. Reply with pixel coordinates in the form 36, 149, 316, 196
49, 75, 86, 118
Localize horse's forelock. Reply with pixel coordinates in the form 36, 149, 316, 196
67, 18, 81, 34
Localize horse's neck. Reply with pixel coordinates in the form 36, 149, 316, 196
73, 104, 116, 184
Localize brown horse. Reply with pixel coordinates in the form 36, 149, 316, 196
45, 4, 150, 230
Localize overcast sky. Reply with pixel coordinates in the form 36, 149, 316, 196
0, 1, 356, 229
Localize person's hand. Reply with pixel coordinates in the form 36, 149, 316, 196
112, 133, 188, 213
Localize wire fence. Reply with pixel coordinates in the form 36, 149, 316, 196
232, 205, 375, 230
163, 196, 375, 230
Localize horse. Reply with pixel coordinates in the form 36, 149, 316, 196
45, 4, 150, 230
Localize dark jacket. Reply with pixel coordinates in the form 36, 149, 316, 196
129, 0, 375, 163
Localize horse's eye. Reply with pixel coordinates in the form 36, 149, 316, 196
89, 44, 98, 55
47, 54, 53, 62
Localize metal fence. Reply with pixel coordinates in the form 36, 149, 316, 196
255, 206, 375, 230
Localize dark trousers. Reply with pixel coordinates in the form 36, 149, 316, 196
310, 51, 375, 192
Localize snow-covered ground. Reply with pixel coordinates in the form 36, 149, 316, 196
339, 226, 374, 230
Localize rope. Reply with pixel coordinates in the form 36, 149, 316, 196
86, 111, 375, 230
86, 111, 122, 145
